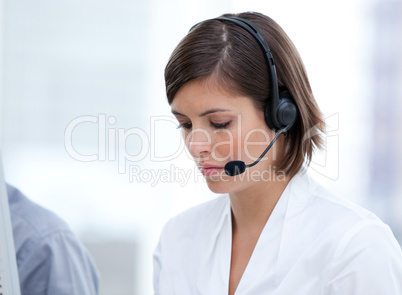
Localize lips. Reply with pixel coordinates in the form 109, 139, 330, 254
198, 164, 224, 176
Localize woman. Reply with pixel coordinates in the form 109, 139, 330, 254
153, 12, 402, 295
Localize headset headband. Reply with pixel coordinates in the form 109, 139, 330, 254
190, 15, 297, 132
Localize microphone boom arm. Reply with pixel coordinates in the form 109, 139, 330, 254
246, 126, 289, 168
224, 124, 293, 176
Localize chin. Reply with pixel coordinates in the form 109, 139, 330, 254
204, 177, 237, 194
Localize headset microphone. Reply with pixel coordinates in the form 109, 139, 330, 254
224, 125, 291, 176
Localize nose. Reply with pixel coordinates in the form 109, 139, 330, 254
186, 128, 212, 157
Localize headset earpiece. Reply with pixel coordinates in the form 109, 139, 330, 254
264, 91, 297, 132
276, 92, 297, 129
276, 98, 297, 129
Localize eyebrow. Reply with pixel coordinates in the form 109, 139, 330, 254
171, 108, 230, 117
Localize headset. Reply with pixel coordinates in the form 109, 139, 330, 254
190, 16, 299, 176
191, 16, 298, 133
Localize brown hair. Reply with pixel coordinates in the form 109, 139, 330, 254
165, 12, 325, 178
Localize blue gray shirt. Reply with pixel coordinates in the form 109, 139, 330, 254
7, 184, 99, 295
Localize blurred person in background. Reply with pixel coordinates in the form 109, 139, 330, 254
153, 11, 402, 295
8, 184, 99, 294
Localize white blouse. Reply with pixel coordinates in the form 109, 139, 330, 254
153, 172, 402, 295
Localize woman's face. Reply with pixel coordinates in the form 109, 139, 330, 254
171, 79, 285, 194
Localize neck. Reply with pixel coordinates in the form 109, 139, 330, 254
229, 174, 290, 235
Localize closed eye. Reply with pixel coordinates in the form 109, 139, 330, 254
177, 121, 192, 130
177, 121, 231, 130
210, 121, 231, 129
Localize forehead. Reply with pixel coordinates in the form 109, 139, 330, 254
171, 79, 246, 114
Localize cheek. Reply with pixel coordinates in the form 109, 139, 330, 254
210, 126, 272, 162
210, 130, 239, 162
243, 129, 272, 159
182, 130, 190, 147
237, 114, 276, 162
